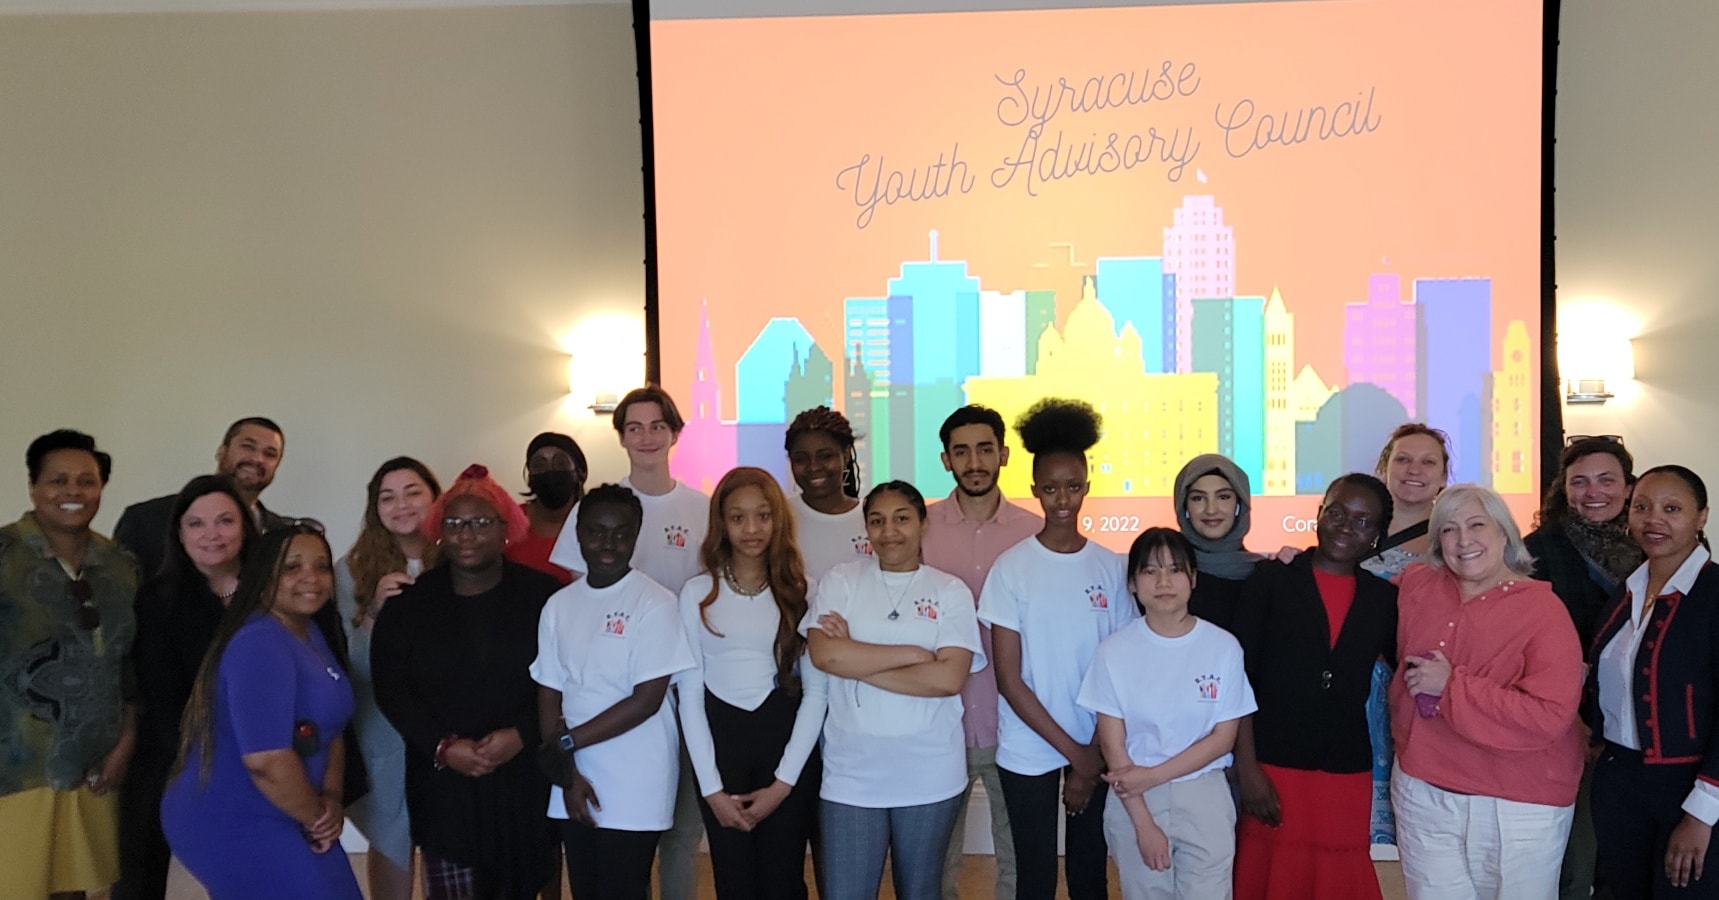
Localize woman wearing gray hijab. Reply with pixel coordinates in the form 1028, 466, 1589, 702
1173, 454, 1264, 632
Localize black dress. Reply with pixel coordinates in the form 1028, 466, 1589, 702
371, 561, 560, 899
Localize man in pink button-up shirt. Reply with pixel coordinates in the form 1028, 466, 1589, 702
922, 406, 1042, 900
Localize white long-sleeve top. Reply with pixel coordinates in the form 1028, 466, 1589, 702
675, 573, 828, 797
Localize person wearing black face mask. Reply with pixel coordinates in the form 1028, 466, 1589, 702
506, 432, 587, 587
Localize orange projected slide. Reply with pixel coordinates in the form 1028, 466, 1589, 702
650, 0, 1544, 552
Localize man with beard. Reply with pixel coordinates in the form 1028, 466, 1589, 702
921, 405, 1043, 900
114, 416, 289, 580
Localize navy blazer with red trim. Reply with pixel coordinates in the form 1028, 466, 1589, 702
1585, 559, 1719, 788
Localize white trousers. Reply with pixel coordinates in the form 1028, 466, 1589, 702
1102, 768, 1235, 900
1391, 763, 1573, 900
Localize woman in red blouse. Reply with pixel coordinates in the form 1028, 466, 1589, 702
1388, 484, 1585, 900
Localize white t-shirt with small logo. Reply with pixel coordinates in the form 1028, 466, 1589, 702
1076, 618, 1256, 781
548, 478, 710, 594
530, 569, 696, 831
789, 493, 872, 585
977, 537, 1139, 776
799, 559, 984, 809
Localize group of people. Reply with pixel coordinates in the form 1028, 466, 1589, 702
1, 382, 1715, 900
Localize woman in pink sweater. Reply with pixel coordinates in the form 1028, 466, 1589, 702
1387, 484, 1586, 900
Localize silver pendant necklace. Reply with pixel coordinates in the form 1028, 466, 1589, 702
883, 568, 921, 620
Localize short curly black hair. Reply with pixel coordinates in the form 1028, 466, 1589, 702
1015, 398, 1102, 460
26, 429, 112, 484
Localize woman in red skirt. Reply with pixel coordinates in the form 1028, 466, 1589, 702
1230, 473, 1399, 900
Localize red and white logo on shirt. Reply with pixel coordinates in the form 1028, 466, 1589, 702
1195, 674, 1221, 702
604, 611, 631, 637
1084, 584, 1110, 611
663, 525, 689, 549
853, 536, 873, 556
914, 598, 939, 621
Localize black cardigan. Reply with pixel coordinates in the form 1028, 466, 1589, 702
1231, 553, 1398, 774
371, 562, 559, 892
1524, 524, 1613, 651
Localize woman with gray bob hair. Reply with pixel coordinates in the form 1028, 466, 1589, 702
1422, 484, 1537, 577
1386, 483, 1586, 899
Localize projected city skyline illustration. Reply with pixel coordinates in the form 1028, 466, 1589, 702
670, 193, 1535, 506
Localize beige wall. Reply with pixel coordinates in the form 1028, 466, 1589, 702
0, 0, 1709, 553
1556, 1, 1719, 473
0, 3, 642, 552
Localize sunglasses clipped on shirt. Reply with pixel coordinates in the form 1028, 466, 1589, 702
69, 579, 99, 631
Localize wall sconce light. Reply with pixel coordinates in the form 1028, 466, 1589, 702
1557, 330, 1634, 405
561, 313, 644, 415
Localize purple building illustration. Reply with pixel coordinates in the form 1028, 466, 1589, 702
1163, 196, 1235, 374
1415, 278, 1493, 484
670, 302, 737, 494
1344, 274, 1417, 417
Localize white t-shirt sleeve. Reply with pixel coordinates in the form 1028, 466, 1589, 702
1106, 551, 1141, 632
931, 572, 985, 673
1076, 635, 1124, 720
674, 579, 723, 797
798, 564, 848, 637
529, 589, 570, 690
776, 656, 829, 786
632, 591, 698, 687
547, 500, 586, 573
975, 556, 1021, 632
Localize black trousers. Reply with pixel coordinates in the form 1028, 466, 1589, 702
113, 767, 171, 900
697, 688, 817, 900
1593, 742, 1719, 900
997, 764, 1109, 900
561, 820, 661, 900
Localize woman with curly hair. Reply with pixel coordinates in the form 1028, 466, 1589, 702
676, 467, 829, 899
334, 457, 441, 900
978, 398, 1138, 900
785, 406, 871, 583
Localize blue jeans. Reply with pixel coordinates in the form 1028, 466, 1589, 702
821, 795, 963, 900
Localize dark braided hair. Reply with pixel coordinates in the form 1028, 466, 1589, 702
785, 406, 862, 499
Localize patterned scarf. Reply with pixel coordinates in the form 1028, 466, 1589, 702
1563, 514, 1642, 592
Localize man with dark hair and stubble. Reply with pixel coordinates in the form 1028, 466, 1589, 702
921, 405, 1044, 900
113, 416, 290, 581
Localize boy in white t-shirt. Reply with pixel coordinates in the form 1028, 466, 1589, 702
1079, 528, 1256, 900
546, 385, 709, 899
532, 484, 696, 900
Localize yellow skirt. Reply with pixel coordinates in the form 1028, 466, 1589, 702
0, 785, 119, 897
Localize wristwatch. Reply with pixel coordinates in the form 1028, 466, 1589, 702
558, 731, 576, 753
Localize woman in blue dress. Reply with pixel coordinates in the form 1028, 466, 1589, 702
161, 522, 362, 900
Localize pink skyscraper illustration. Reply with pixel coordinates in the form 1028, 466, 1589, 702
1343, 273, 1417, 417
1163, 196, 1235, 374
670, 301, 737, 494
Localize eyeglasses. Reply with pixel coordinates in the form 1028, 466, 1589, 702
68, 579, 99, 630
1318, 504, 1380, 535
442, 516, 499, 533
285, 518, 326, 534
1567, 434, 1624, 447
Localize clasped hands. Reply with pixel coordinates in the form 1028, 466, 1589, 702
443, 728, 525, 777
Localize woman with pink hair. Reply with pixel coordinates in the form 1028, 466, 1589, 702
371, 465, 563, 899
